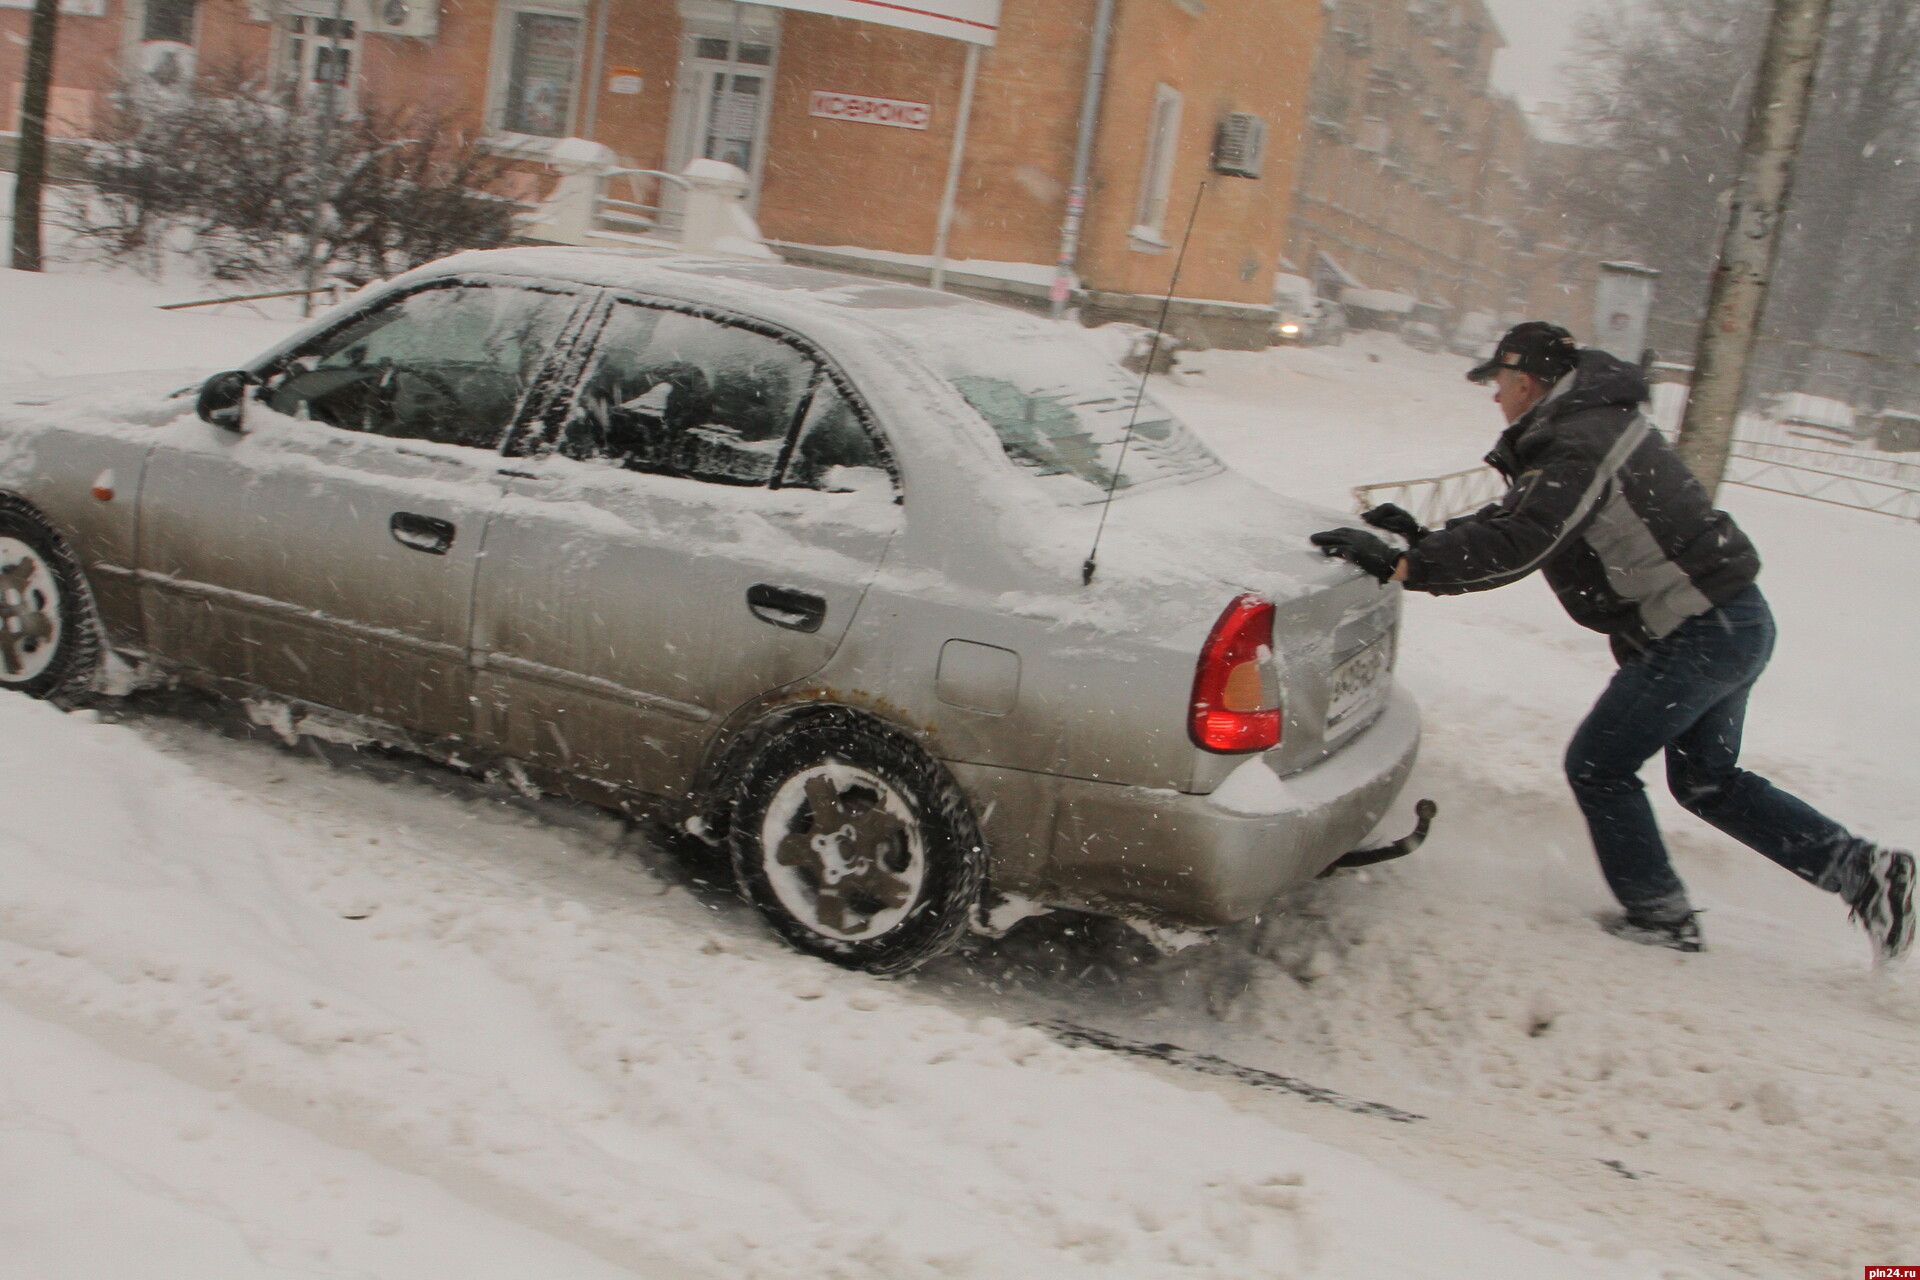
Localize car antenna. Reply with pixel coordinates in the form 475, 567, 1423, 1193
1081, 179, 1210, 587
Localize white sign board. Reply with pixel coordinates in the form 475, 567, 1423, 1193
808, 90, 931, 129
757, 0, 997, 46
1592, 262, 1659, 363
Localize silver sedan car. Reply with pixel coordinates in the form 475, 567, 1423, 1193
0, 248, 1419, 971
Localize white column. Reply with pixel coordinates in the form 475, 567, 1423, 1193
928, 41, 981, 293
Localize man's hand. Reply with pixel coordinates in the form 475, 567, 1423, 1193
1310, 528, 1404, 584
1361, 502, 1429, 543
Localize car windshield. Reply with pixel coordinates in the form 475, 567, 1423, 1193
932, 337, 1222, 501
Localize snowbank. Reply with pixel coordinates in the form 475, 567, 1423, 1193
0, 696, 1673, 1279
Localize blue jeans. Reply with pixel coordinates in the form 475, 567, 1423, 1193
1564, 586, 1859, 920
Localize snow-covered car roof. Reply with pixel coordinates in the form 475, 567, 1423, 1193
401, 246, 1231, 516
407, 246, 1031, 350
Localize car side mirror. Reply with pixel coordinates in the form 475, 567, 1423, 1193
196, 370, 255, 430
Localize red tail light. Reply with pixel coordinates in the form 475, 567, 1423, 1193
1190, 593, 1282, 753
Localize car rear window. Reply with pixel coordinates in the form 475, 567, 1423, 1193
934, 338, 1222, 501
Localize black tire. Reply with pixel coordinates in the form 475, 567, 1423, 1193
0, 496, 103, 702
727, 710, 985, 974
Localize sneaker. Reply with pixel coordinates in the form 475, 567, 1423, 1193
1846, 845, 1914, 967
1603, 911, 1704, 953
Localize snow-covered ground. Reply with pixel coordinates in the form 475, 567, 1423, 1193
2, 263, 1916, 1279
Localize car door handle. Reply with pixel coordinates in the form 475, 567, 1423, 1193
389, 511, 456, 555
746, 583, 826, 633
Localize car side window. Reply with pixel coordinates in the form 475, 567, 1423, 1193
265, 283, 578, 450
559, 302, 815, 486
779, 380, 896, 496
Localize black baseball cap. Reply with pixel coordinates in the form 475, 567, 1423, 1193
1466, 321, 1580, 384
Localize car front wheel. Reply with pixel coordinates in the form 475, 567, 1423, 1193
0, 497, 102, 701
728, 712, 985, 974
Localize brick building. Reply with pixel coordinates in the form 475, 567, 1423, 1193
2, 0, 1328, 346
1283, 0, 1603, 343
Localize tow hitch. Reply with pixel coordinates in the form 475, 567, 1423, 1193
1321, 798, 1437, 875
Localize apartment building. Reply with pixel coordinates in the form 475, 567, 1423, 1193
1284, 0, 1602, 341
3, 0, 1327, 346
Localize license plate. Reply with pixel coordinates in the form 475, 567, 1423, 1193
1327, 635, 1392, 729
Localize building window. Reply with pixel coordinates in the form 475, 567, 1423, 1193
1332, 1, 1372, 53
283, 9, 359, 114
502, 9, 584, 137
692, 36, 771, 65
142, 0, 196, 43
1453, 20, 1483, 74
1132, 84, 1182, 246
1352, 119, 1390, 154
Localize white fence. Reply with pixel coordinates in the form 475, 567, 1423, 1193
1350, 466, 1508, 525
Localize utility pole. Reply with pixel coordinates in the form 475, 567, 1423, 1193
9, 0, 60, 272
1676, 0, 1834, 497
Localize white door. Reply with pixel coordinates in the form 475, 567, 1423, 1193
667, 25, 778, 208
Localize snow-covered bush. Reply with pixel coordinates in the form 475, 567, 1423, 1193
65, 71, 516, 284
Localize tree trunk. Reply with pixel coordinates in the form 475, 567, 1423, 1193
1677, 0, 1835, 495
9, 0, 60, 272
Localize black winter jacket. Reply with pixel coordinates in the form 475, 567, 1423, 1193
1403, 349, 1759, 651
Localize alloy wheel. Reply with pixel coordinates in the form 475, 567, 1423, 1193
0, 536, 63, 685
759, 762, 927, 942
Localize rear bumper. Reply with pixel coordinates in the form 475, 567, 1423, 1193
1030, 685, 1421, 926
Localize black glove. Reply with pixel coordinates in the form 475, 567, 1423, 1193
1310, 527, 1402, 584
1361, 502, 1429, 543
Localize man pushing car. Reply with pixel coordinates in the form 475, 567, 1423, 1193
1310, 321, 1912, 964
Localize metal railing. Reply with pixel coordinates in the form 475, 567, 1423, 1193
594, 168, 686, 241
158, 282, 350, 311
1727, 439, 1920, 485
1723, 451, 1920, 520
1354, 440, 1920, 524
1351, 464, 1507, 525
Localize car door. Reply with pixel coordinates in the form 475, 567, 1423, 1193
472, 294, 900, 795
137, 277, 587, 739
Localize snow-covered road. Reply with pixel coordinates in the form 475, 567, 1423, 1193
2, 266, 1916, 1279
